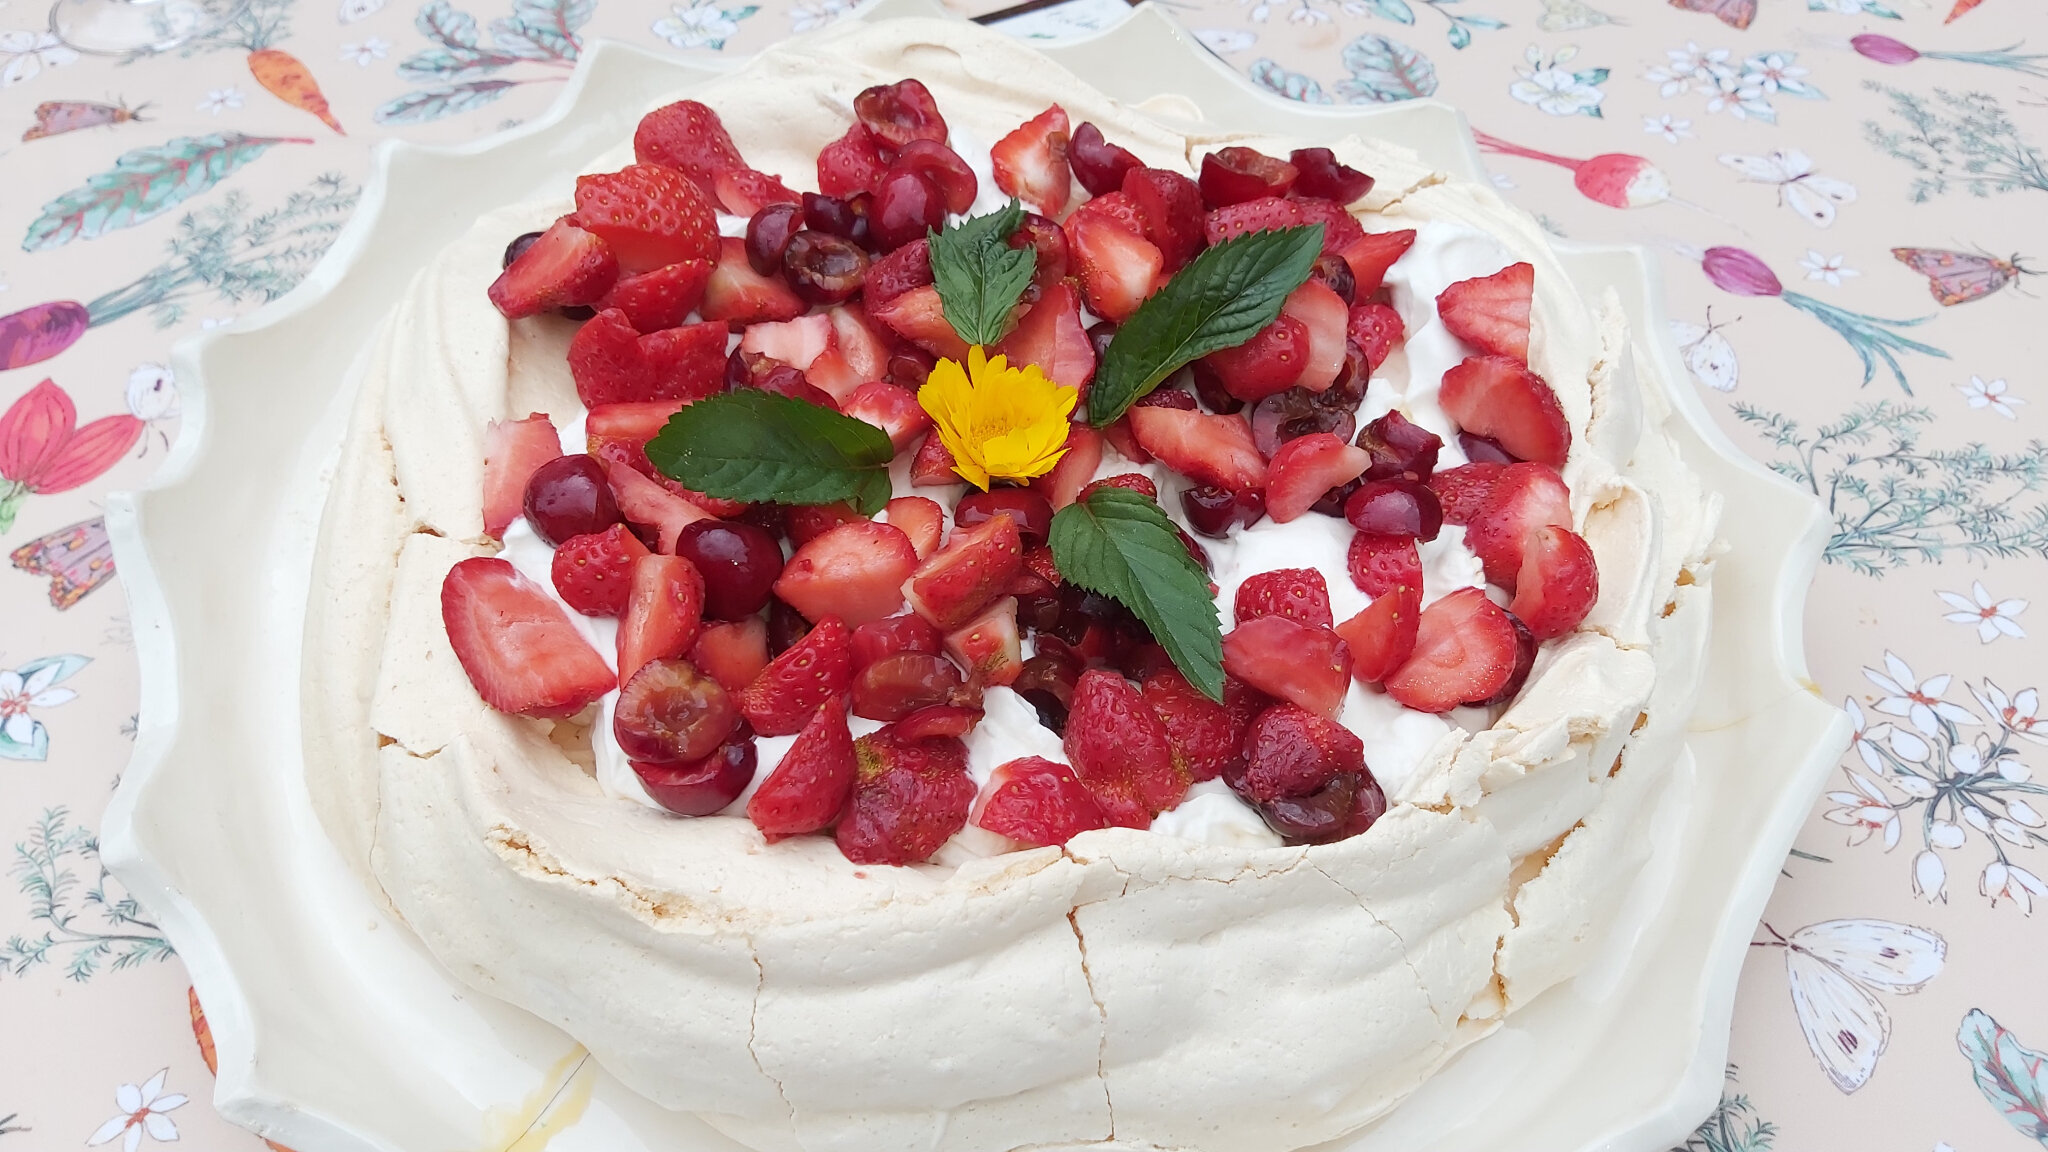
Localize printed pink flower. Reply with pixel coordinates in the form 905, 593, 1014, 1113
1701, 247, 1784, 297
0, 379, 142, 532
1852, 34, 1921, 64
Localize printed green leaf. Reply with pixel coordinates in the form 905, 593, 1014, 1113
1085, 225, 1324, 427
928, 198, 1035, 347
22, 133, 313, 252
1049, 488, 1223, 700
1335, 33, 1440, 103
1959, 1009, 2048, 1145
374, 79, 522, 125
645, 391, 896, 515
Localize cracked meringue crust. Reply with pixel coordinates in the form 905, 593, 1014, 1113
298, 17, 1722, 1152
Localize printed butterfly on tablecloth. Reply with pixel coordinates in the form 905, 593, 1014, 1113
21, 99, 150, 142
1754, 918, 1947, 1094
1892, 248, 2037, 306
1720, 149, 1858, 228
1670, 0, 1754, 30
10, 516, 114, 609
1671, 311, 1739, 392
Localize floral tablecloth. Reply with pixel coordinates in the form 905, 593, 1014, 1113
2, 0, 2044, 1146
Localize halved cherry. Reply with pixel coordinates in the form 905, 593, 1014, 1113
614, 657, 737, 764
854, 78, 947, 149
1199, 146, 1298, 208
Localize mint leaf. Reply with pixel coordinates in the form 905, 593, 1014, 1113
645, 391, 896, 515
1049, 487, 1224, 700
928, 198, 1035, 347
1086, 225, 1325, 427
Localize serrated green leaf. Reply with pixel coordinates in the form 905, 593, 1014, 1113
1049, 488, 1224, 700
645, 391, 896, 515
22, 133, 313, 252
1086, 225, 1324, 427
928, 199, 1035, 347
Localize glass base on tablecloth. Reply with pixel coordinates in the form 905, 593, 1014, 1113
48, 0, 248, 54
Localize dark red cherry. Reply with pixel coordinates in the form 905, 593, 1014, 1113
1251, 389, 1353, 460
523, 454, 621, 546
634, 728, 756, 816
745, 203, 803, 275
767, 596, 810, 655
1344, 478, 1443, 541
888, 345, 937, 388
1134, 387, 1197, 410
1311, 252, 1356, 304
854, 78, 947, 149
1189, 361, 1242, 414
890, 139, 978, 215
1357, 409, 1443, 481
1288, 147, 1375, 204
1198, 146, 1298, 208
869, 169, 947, 252
851, 651, 964, 721
1068, 122, 1142, 196
1180, 484, 1266, 538
783, 230, 869, 305
1010, 211, 1070, 289
671, 519, 784, 620
614, 658, 737, 764
954, 488, 1054, 549
1459, 432, 1518, 465
1471, 612, 1538, 707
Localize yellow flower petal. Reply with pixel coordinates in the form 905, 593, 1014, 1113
916, 343, 1077, 490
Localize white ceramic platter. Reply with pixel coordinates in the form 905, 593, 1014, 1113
102, 3, 1853, 1149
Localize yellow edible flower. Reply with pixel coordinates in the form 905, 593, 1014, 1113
917, 345, 1077, 490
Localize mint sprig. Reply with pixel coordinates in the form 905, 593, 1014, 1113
1086, 225, 1325, 427
1049, 487, 1224, 701
645, 391, 896, 515
928, 198, 1036, 347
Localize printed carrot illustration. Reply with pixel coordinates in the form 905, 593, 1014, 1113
248, 46, 344, 134
1946, 0, 1984, 22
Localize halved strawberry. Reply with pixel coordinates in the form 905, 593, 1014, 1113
903, 513, 1024, 631
1428, 461, 1506, 525
862, 238, 933, 311
995, 281, 1095, 393
1126, 406, 1267, 491
715, 168, 801, 217
1233, 567, 1333, 628
1066, 211, 1163, 323
1279, 280, 1349, 393
1064, 669, 1187, 827
1222, 615, 1351, 718
700, 236, 806, 326
1288, 197, 1365, 254
1027, 423, 1103, 509
1070, 189, 1146, 236
1464, 462, 1572, 589
551, 524, 650, 616
1122, 166, 1204, 272
586, 401, 685, 446
1346, 302, 1405, 372
1079, 472, 1156, 502
910, 433, 960, 487
945, 596, 1022, 687
1382, 587, 1519, 712
737, 615, 852, 736
691, 618, 770, 695
574, 164, 718, 274
442, 557, 615, 717
1345, 532, 1422, 598
826, 304, 891, 382
837, 728, 975, 865
991, 104, 1073, 216
841, 381, 932, 450
774, 521, 919, 627
487, 216, 617, 319
1436, 262, 1534, 363
1264, 433, 1369, 523
883, 496, 945, 560
481, 414, 560, 539
868, 284, 971, 362
817, 123, 891, 198
598, 259, 712, 333
786, 502, 865, 547
747, 695, 857, 841
617, 553, 707, 683
1510, 525, 1598, 639
569, 311, 728, 407
740, 312, 833, 371
1334, 584, 1420, 684
635, 99, 745, 193
1438, 354, 1570, 468
1143, 668, 1259, 783
804, 351, 864, 405
602, 457, 713, 553
1202, 315, 1309, 404
851, 612, 944, 671
1202, 196, 1304, 246
1336, 229, 1417, 297
972, 756, 1108, 847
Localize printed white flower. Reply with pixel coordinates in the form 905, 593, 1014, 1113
654, 2, 744, 49
1645, 41, 1733, 97
2008, 799, 2044, 828
0, 662, 77, 747
1865, 652, 1977, 735
1956, 375, 2023, 419
788, 0, 849, 31
1971, 680, 2046, 745
1845, 697, 1896, 773
1992, 817, 2032, 846
1799, 250, 1859, 286
1287, 4, 1331, 25
1963, 804, 1992, 834
1511, 54, 1606, 117
1488, 170, 1517, 191
1889, 726, 1930, 761
1194, 28, 1256, 53
1741, 51, 1815, 98
1929, 819, 1967, 849
1980, 860, 2046, 913
1823, 771, 1901, 848
1939, 581, 2027, 643
1892, 773, 1937, 799
0, 30, 79, 87
1950, 741, 1984, 776
339, 37, 389, 65
1643, 114, 1692, 143
337, 0, 386, 23
196, 86, 243, 114
1912, 849, 1946, 902
85, 1070, 187, 1152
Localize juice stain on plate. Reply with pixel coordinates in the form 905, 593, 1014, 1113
477, 1047, 597, 1152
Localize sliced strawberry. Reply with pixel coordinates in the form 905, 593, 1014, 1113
972, 756, 1107, 847
903, 513, 1024, 631
1101, 415, 1150, 465
487, 216, 617, 319
736, 615, 852, 736
826, 304, 891, 381
598, 260, 712, 334
1464, 462, 1572, 589
892, 705, 983, 742
995, 280, 1095, 393
740, 312, 833, 371
1122, 166, 1204, 271
602, 457, 713, 553
1510, 525, 1598, 639
747, 695, 857, 841
1203, 196, 1304, 246
1436, 262, 1534, 362
481, 414, 560, 539
991, 104, 1073, 216
634, 320, 731, 400
1027, 423, 1103, 509
1428, 461, 1506, 525
1079, 472, 1157, 502
1438, 354, 1570, 469
862, 237, 933, 311
1346, 302, 1406, 372
617, 553, 707, 683
774, 521, 918, 627
1064, 669, 1187, 827
817, 123, 891, 199
1202, 314, 1310, 404
910, 433, 960, 487
803, 350, 864, 404
786, 502, 866, 547
1198, 146, 1298, 209
841, 381, 932, 450
442, 557, 614, 717
1334, 584, 1420, 684
691, 617, 770, 695
1336, 229, 1417, 297
634, 99, 745, 193
586, 401, 685, 446
700, 236, 806, 326
1288, 197, 1365, 255
574, 164, 718, 274
879, 495, 943, 560
1143, 668, 1258, 783
1222, 615, 1351, 718
869, 284, 971, 362
715, 168, 801, 217
851, 612, 943, 671
944, 596, 1022, 687
1264, 432, 1369, 523
551, 524, 650, 616
1071, 189, 1146, 236
1233, 567, 1333, 628
837, 728, 975, 865
1345, 532, 1422, 598
1383, 587, 1519, 712
1021, 545, 1062, 589
1279, 280, 1349, 393
751, 363, 838, 410
1238, 702, 1366, 803
1066, 210, 1163, 323
855, 79, 948, 149
1126, 406, 1267, 491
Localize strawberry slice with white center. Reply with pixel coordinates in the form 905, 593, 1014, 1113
884, 496, 945, 560
1463, 462, 1572, 590
869, 284, 971, 362
568, 310, 728, 408
1279, 280, 1349, 393
487, 217, 617, 320
972, 756, 1108, 848
944, 596, 1023, 687
573, 164, 719, 274
691, 618, 770, 695
995, 281, 1096, 393
1026, 423, 1104, 509
1435, 262, 1534, 363
601, 458, 712, 554
841, 381, 933, 450
991, 104, 1073, 216
1334, 584, 1419, 684
903, 513, 1025, 631
1126, 406, 1267, 492
617, 553, 707, 684
739, 312, 833, 371
481, 414, 561, 539
700, 237, 806, 326
1066, 210, 1164, 323
1334, 228, 1416, 296
775, 520, 920, 627
825, 304, 892, 382
442, 556, 615, 717
1264, 432, 1369, 523
1346, 302, 1405, 373
1382, 587, 1520, 713
1438, 354, 1571, 469
1221, 614, 1352, 719
910, 433, 961, 488
1510, 525, 1599, 639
